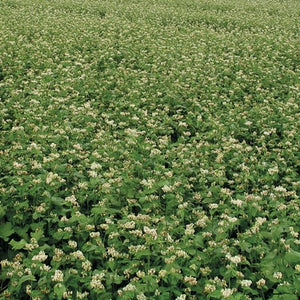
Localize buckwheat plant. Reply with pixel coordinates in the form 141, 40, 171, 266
0, 0, 299, 299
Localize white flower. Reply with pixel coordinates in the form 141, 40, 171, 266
273, 272, 282, 279
122, 283, 136, 291
65, 195, 79, 207
231, 199, 243, 207
209, 203, 218, 209
32, 251, 48, 262
137, 271, 145, 278
162, 185, 172, 193
241, 279, 252, 287
68, 240, 77, 248
90, 162, 102, 170
90, 231, 100, 238
51, 270, 64, 282
40, 264, 51, 272
82, 260, 92, 271
143, 226, 157, 240
76, 291, 89, 299
184, 276, 197, 285
71, 250, 85, 260
137, 293, 147, 300
185, 224, 195, 235
90, 273, 105, 289
268, 165, 279, 175
73, 143, 82, 151
203, 284, 216, 293
257, 278, 266, 287
226, 253, 241, 265
121, 221, 135, 229
221, 288, 234, 298
159, 270, 167, 277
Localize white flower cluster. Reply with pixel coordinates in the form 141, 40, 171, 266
51, 270, 64, 282
90, 273, 105, 289
32, 251, 48, 262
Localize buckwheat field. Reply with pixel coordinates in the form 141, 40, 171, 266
0, 0, 299, 299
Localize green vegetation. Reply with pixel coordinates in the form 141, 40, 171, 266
0, 0, 299, 299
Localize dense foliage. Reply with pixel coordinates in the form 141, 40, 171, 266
0, 0, 299, 299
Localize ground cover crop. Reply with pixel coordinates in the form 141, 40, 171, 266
0, 0, 299, 299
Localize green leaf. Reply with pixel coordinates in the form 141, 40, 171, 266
54, 283, 66, 300
194, 235, 204, 247
159, 292, 170, 300
18, 275, 36, 286
9, 239, 27, 250
0, 206, 6, 218
284, 250, 300, 264
209, 290, 222, 299
74, 172, 85, 179
31, 229, 44, 241
15, 226, 29, 239
262, 250, 278, 262
274, 284, 296, 295
0, 222, 15, 241
270, 295, 298, 300
38, 276, 48, 287
167, 273, 182, 285
50, 196, 65, 207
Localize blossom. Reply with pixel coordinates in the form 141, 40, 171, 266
122, 283, 136, 291
68, 240, 77, 248
256, 278, 266, 287
143, 226, 157, 240
185, 224, 195, 235
90, 231, 100, 238
159, 270, 167, 277
241, 280, 252, 287
90, 273, 105, 289
32, 251, 48, 262
209, 203, 218, 209
226, 253, 242, 265
231, 199, 243, 207
203, 284, 216, 293
65, 195, 79, 207
51, 270, 64, 282
82, 260, 92, 271
162, 185, 172, 193
273, 272, 282, 279
71, 250, 85, 260
137, 293, 147, 300
221, 288, 234, 298
184, 276, 197, 285
76, 292, 89, 299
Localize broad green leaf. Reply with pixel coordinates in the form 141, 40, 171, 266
54, 283, 66, 300
209, 290, 222, 299
15, 226, 29, 239
270, 295, 298, 300
0, 206, 6, 218
31, 229, 44, 241
285, 250, 300, 264
194, 235, 204, 247
9, 238, 27, 250
158, 292, 170, 300
50, 196, 64, 207
17, 275, 36, 286
0, 222, 15, 241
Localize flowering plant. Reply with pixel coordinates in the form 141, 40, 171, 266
0, 0, 299, 299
